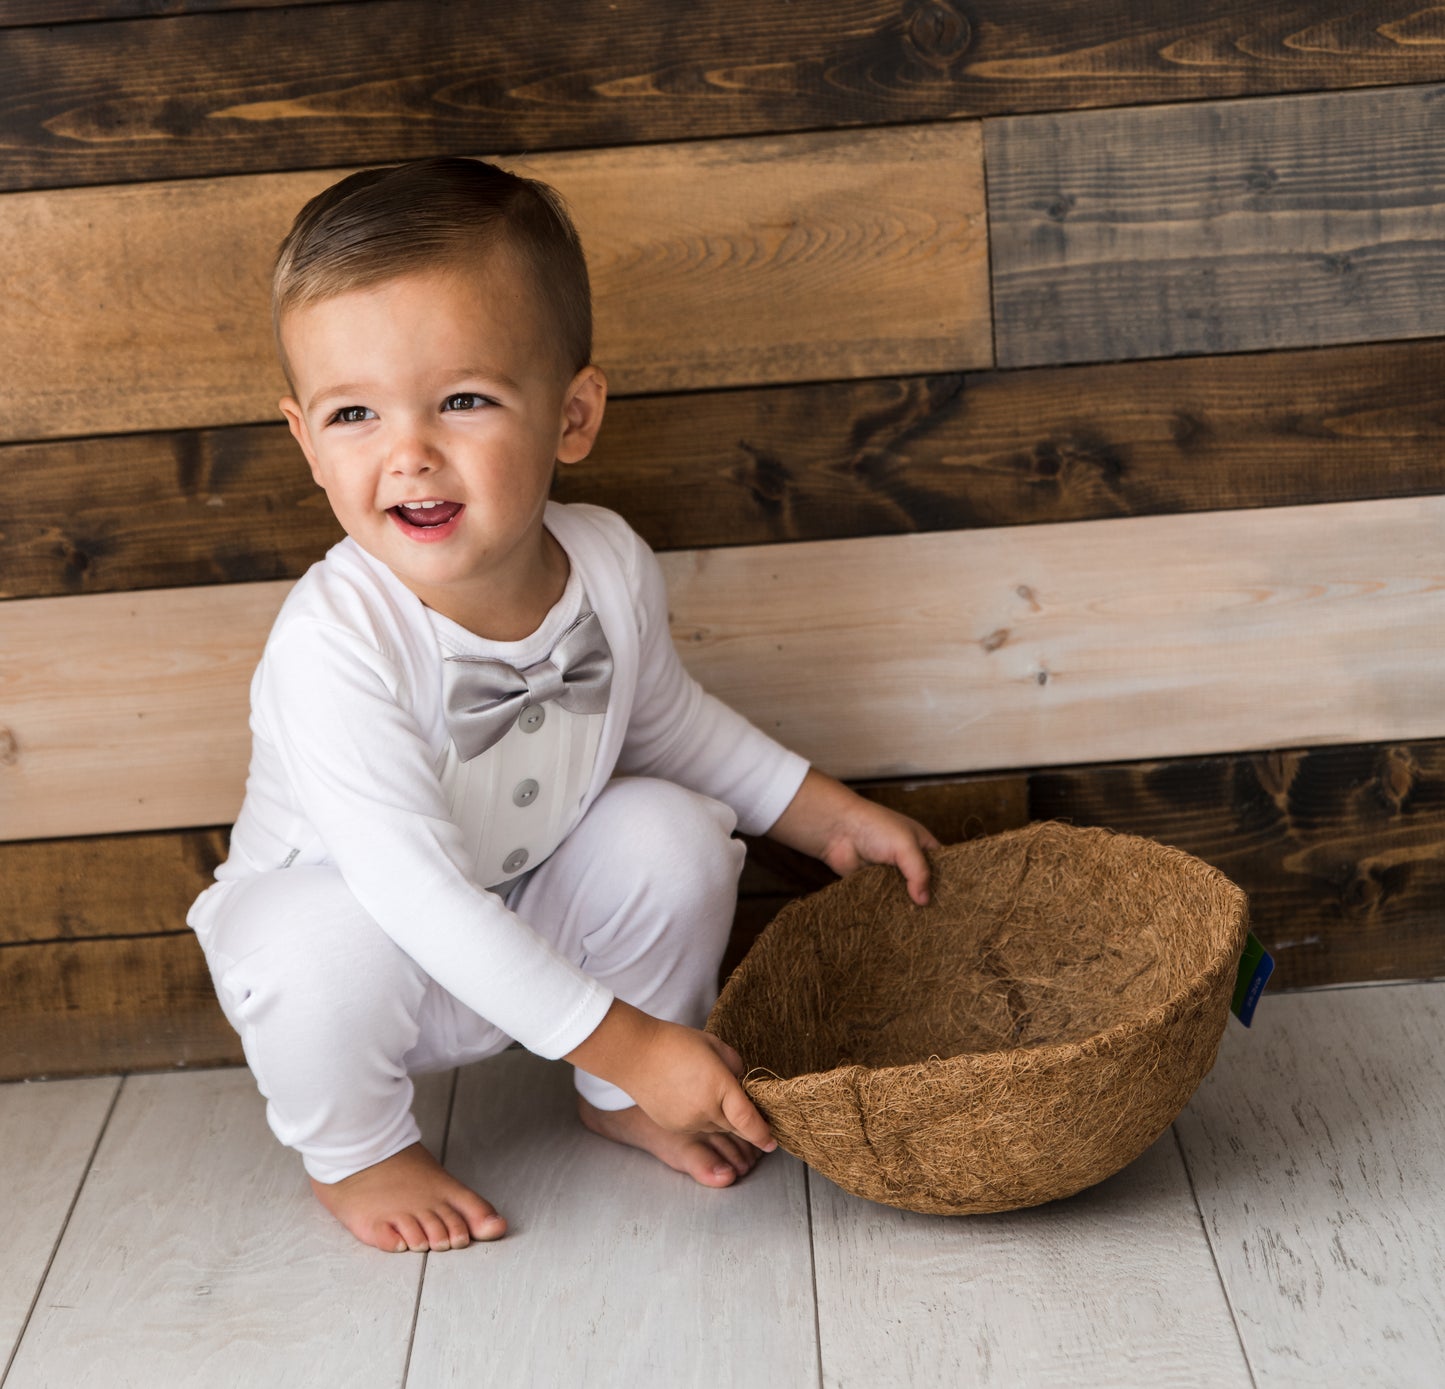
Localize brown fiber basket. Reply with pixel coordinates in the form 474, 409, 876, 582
708, 821, 1249, 1214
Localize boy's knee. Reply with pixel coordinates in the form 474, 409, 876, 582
201, 871, 426, 1033
598, 778, 743, 899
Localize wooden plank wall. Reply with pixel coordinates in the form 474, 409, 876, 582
5, 1, 1445, 1079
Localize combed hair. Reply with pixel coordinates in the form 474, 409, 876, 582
272, 157, 592, 377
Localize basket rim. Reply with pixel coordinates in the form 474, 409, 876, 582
720, 820, 1249, 1091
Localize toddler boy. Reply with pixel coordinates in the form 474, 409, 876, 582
188, 157, 938, 1254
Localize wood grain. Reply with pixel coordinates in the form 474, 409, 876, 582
11, 739, 1444, 1079
6, 2, 1445, 186
1032, 741, 1445, 991
411, 1049, 819, 1386
11, 337, 1445, 601
989, 83, 1445, 368
809, 1135, 1249, 1386
0, 827, 226, 945
0, 0, 334, 25
4, 1068, 451, 1389
663, 493, 1445, 779
1175, 983, 1445, 1383
8, 492, 1445, 841
0, 1076, 117, 1368
0, 123, 988, 443
0, 934, 241, 1081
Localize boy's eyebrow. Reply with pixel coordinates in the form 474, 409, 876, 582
306, 368, 521, 414
306, 382, 369, 413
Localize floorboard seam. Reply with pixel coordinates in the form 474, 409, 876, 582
1172, 1123, 1258, 1389
400, 1068, 461, 1387
804, 1167, 825, 1389
0, 1075, 124, 1388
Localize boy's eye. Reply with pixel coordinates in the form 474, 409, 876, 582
442, 393, 492, 412
328, 405, 374, 425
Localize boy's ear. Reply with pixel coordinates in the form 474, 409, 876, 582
279, 396, 324, 485
557, 365, 607, 466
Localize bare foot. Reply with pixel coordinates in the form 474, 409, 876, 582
577, 1098, 764, 1188
310, 1142, 507, 1253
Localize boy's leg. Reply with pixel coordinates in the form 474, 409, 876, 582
505, 776, 746, 1163
190, 865, 509, 1249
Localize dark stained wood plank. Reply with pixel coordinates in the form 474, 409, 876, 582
733, 745, 1445, 994
0, 0, 970, 191
0, 0, 333, 26
8, 742, 1445, 1078
0, 828, 226, 945
9, 338, 1445, 600
0, 424, 341, 599
0, 124, 987, 442
1030, 741, 1445, 992
6, 2, 1445, 189
988, 83, 1445, 368
0, 934, 241, 1081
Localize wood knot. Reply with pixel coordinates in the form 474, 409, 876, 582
901, 0, 973, 69
0, 727, 18, 766
1374, 746, 1417, 813
979, 628, 1009, 653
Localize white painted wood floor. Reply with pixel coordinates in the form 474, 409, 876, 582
4, 981, 1445, 1388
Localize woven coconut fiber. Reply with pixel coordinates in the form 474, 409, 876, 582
708, 821, 1249, 1214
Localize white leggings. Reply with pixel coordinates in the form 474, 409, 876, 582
192, 778, 744, 1183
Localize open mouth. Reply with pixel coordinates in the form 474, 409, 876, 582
390, 500, 464, 529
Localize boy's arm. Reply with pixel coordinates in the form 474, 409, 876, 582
767, 768, 940, 906
617, 535, 809, 835
614, 522, 939, 902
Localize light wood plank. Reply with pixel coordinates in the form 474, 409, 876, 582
810, 1132, 1249, 1387
0, 123, 987, 443
0, 1077, 118, 1369
1175, 982, 1445, 1382
665, 492, 1445, 779
6, 1067, 451, 1389
409, 1048, 819, 1386
7, 492, 1445, 840
988, 83, 1445, 368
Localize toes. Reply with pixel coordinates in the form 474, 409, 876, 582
683, 1141, 738, 1188
373, 1221, 410, 1254
390, 1213, 430, 1253
418, 1209, 454, 1252
440, 1205, 472, 1250
454, 1192, 507, 1242
707, 1134, 757, 1177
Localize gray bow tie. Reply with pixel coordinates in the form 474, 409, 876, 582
442, 610, 612, 761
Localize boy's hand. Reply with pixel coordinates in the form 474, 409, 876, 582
565, 1000, 775, 1152
768, 769, 940, 905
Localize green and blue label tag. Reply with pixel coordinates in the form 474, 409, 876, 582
1231, 932, 1274, 1027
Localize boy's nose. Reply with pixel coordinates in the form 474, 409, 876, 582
387, 429, 441, 474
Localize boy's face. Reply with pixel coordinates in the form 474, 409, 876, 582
279, 253, 604, 628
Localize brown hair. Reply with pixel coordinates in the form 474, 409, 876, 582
272, 156, 592, 379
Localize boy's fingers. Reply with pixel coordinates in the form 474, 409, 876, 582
708, 1035, 746, 1078
721, 1084, 776, 1152
895, 836, 932, 906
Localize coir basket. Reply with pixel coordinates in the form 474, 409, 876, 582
708, 821, 1249, 1214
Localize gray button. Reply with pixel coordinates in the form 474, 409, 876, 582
518, 704, 546, 733
512, 778, 539, 807
502, 847, 530, 874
